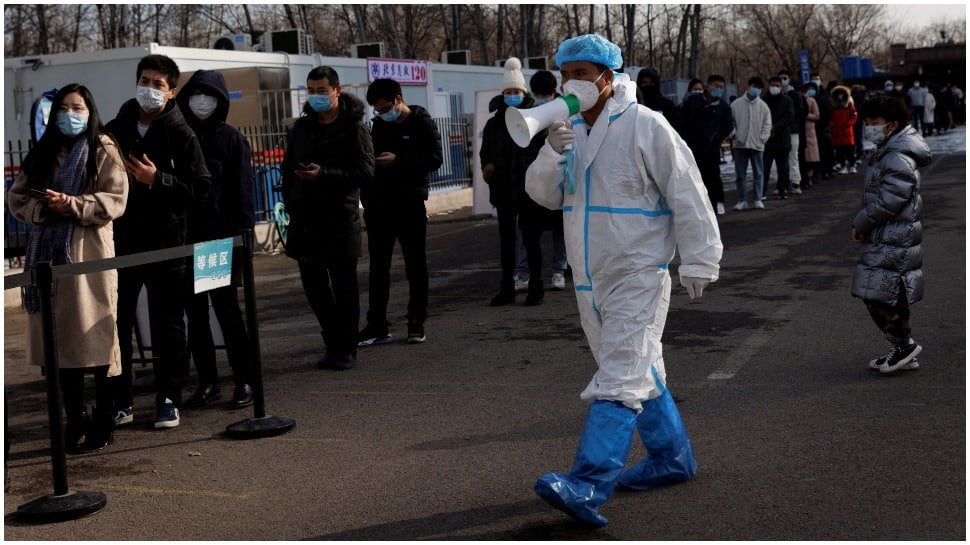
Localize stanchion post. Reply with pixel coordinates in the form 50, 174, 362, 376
16, 261, 106, 523
224, 230, 295, 439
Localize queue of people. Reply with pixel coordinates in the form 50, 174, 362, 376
8, 37, 934, 528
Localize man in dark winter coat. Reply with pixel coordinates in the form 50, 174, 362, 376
778, 69, 807, 192
762, 76, 795, 199
176, 69, 255, 410
281, 66, 375, 371
357, 78, 442, 347
106, 54, 212, 429
636, 67, 682, 132
480, 57, 548, 306
679, 74, 734, 214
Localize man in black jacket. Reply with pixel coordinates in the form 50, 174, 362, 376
679, 74, 734, 214
762, 76, 795, 199
358, 78, 443, 346
106, 54, 212, 429
778, 69, 807, 192
280, 66, 375, 371
176, 69, 255, 410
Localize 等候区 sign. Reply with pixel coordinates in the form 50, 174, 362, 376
194, 238, 233, 294
367, 58, 428, 85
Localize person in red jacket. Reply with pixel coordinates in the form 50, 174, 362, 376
829, 85, 858, 174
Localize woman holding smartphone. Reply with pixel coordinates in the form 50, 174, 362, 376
8, 83, 129, 453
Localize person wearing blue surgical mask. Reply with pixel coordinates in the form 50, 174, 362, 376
729, 76, 772, 209
280, 65, 375, 372
679, 74, 734, 215
800, 82, 822, 187
358, 78, 443, 348
9, 83, 129, 454
480, 57, 547, 307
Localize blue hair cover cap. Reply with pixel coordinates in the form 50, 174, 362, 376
555, 34, 623, 70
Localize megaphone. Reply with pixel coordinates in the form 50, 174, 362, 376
505, 95, 581, 148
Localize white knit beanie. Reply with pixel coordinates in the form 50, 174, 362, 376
502, 57, 527, 92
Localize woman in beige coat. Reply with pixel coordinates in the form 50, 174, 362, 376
8, 83, 128, 453
802, 82, 822, 186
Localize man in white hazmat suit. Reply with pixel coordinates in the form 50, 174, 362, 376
525, 34, 723, 526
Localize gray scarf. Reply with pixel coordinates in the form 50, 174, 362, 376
23, 137, 89, 313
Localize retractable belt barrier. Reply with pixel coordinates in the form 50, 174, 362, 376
4, 229, 295, 523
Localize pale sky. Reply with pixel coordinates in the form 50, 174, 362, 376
882, 3, 967, 28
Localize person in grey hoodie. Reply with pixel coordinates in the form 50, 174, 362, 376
852, 95, 931, 375
176, 69, 255, 410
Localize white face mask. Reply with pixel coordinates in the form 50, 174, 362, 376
188, 94, 219, 120
769, 86, 782, 95
136, 86, 169, 113
562, 72, 607, 112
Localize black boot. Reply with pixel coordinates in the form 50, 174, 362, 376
76, 407, 114, 453
64, 407, 89, 454
525, 278, 544, 306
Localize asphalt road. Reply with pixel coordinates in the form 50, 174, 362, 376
3, 142, 965, 540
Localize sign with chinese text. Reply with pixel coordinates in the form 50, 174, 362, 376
367, 58, 428, 85
194, 238, 233, 294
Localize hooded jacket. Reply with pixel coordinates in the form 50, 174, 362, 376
762, 89, 794, 150
851, 126, 930, 305
280, 92, 374, 260
829, 85, 857, 147
176, 70, 255, 244
106, 96, 211, 255
525, 73, 722, 407
480, 93, 546, 210
363, 104, 442, 208
636, 68, 682, 132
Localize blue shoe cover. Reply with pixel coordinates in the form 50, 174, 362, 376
534, 472, 608, 526
534, 400, 638, 526
617, 389, 697, 491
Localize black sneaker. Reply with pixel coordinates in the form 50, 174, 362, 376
868, 355, 919, 371
880, 342, 923, 374
358, 324, 392, 347
407, 321, 426, 344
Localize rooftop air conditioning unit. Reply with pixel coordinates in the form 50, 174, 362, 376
263, 29, 313, 55
212, 34, 252, 51
526, 56, 549, 70
351, 42, 385, 59
441, 50, 472, 65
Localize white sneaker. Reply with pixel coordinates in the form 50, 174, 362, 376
791, 185, 802, 194
838, 167, 849, 175
551, 272, 566, 291
716, 202, 725, 215
753, 200, 765, 209
869, 356, 919, 371
848, 166, 857, 174
733, 201, 747, 211
514, 278, 529, 293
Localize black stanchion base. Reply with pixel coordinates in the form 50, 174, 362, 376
16, 490, 107, 523
225, 415, 296, 439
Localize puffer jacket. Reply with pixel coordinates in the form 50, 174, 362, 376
829, 85, 857, 147
851, 126, 931, 305
280, 92, 374, 260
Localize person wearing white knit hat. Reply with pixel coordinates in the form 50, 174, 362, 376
480, 57, 549, 307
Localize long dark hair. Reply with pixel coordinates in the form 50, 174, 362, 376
22, 83, 113, 190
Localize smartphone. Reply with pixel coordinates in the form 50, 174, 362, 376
29, 188, 48, 198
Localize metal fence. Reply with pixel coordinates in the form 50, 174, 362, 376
3, 116, 471, 264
